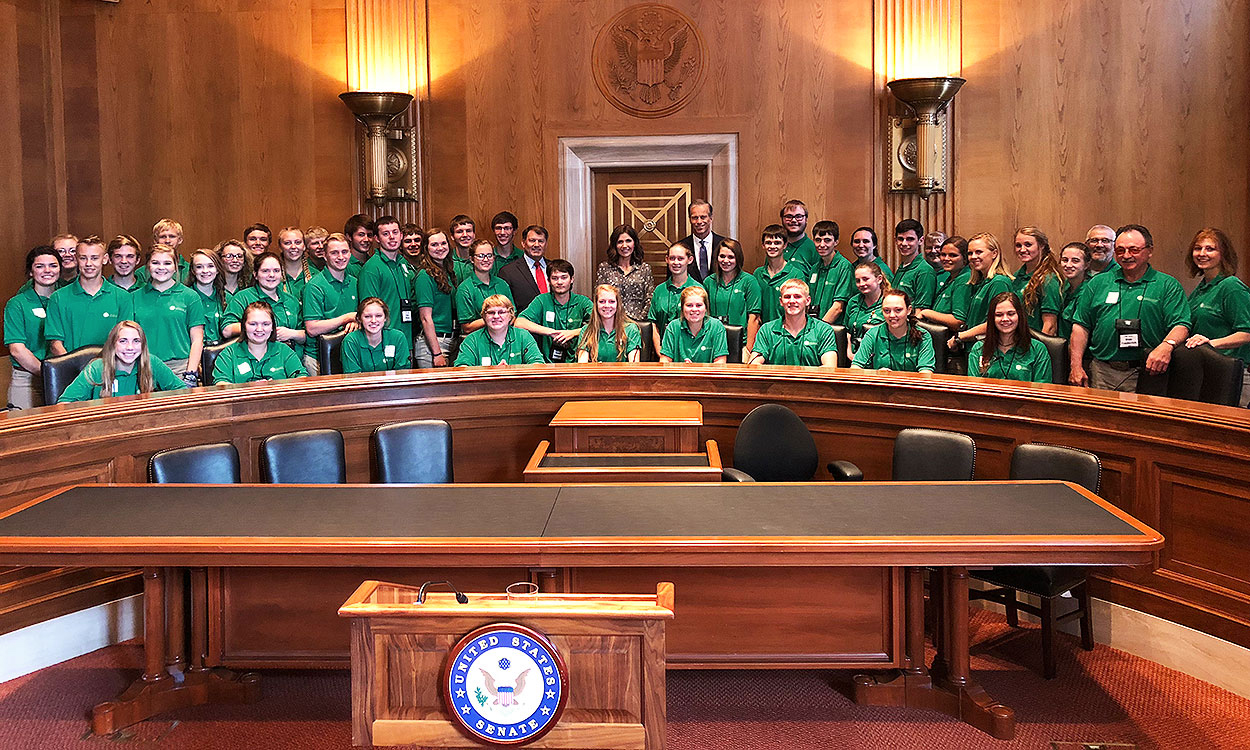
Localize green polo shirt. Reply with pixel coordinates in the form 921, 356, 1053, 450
752, 262, 807, 323
58, 357, 186, 402
283, 271, 311, 301
647, 276, 701, 335
660, 317, 729, 362
701, 272, 761, 327
346, 255, 367, 278
211, 340, 307, 384
752, 317, 838, 366
934, 266, 972, 319
223, 286, 305, 357
1091, 258, 1119, 276
45, 279, 135, 351
806, 253, 855, 320
303, 268, 360, 349
193, 287, 232, 345
130, 283, 205, 362
108, 275, 142, 292
454, 326, 543, 366
864, 257, 894, 283
414, 269, 457, 336
843, 294, 884, 348
135, 255, 191, 285
1058, 282, 1087, 340
357, 251, 417, 334
893, 255, 938, 309
1073, 265, 1191, 362
1189, 274, 1250, 361
518, 292, 593, 362
1012, 267, 1063, 331
968, 338, 1053, 382
851, 325, 936, 372
965, 273, 1015, 330
454, 274, 513, 326
576, 323, 642, 363
4, 287, 52, 369
452, 255, 473, 285
783, 235, 818, 271
492, 246, 523, 275
341, 328, 412, 373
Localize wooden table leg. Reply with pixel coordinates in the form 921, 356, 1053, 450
90, 566, 260, 736
854, 566, 1015, 740
165, 567, 186, 671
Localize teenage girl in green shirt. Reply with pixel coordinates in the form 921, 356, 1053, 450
967, 292, 1054, 383
58, 321, 187, 402
843, 261, 887, 350
341, 297, 412, 373
278, 227, 314, 301
1057, 241, 1092, 340
414, 229, 458, 368
850, 289, 936, 373
951, 232, 1015, 351
1012, 227, 1063, 335
1183, 227, 1250, 406
701, 238, 761, 354
4, 246, 60, 409
215, 239, 253, 294
577, 284, 642, 363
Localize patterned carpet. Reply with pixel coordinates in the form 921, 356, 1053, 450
1, 610, 1246, 749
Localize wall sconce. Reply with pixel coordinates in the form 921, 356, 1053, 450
885, 76, 965, 199
339, 91, 418, 206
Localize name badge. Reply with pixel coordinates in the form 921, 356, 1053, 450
1105, 291, 1120, 304
384, 345, 395, 357
32, 307, 46, 318
111, 380, 119, 393
545, 311, 556, 323
481, 357, 491, 366
809, 273, 818, 283
1115, 318, 1141, 350
102, 312, 111, 318
400, 298, 414, 323
237, 362, 252, 375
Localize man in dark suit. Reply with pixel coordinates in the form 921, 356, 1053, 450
678, 199, 730, 282
498, 224, 552, 313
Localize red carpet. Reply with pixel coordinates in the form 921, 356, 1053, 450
1, 610, 1246, 749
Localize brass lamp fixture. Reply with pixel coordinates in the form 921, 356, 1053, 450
885, 76, 965, 199
339, 91, 416, 206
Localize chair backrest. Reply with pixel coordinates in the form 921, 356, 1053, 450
724, 324, 744, 364
260, 429, 346, 484
42, 346, 102, 404
732, 403, 818, 481
201, 341, 234, 385
892, 428, 975, 481
917, 321, 948, 374
149, 443, 241, 484
319, 329, 350, 375
373, 420, 453, 483
1010, 443, 1101, 494
830, 325, 852, 368
634, 321, 656, 362
1136, 343, 1207, 402
1195, 345, 1245, 407
1031, 330, 1069, 385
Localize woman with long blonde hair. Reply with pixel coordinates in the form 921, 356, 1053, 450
576, 284, 641, 363
1012, 226, 1062, 335
951, 232, 1015, 350
58, 321, 186, 402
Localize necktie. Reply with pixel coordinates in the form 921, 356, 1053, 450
699, 238, 709, 277
534, 261, 548, 293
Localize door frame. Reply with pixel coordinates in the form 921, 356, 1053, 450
558, 134, 738, 295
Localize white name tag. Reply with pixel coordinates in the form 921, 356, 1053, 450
545, 311, 556, 322
111, 380, 119, 393
237, 362, 252, 375
809, 273, 818, 283
384, 345, 395, 357
32, 307, 46, 319
1105, 291, 1120, 304
102, 312, 111, 318
481, 357, 492, 366
1119, 333, 1140, 348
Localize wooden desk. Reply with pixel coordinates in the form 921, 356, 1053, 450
0, 481, 1162, 740
550, 400, 702, 452
523, 439, 722, 482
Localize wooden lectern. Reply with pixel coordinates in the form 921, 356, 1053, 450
339, 580, 675, 749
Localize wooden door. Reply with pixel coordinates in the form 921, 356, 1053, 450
592, 167, 708, 288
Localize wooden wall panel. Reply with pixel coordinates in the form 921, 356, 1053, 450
957, 0, 1250, 285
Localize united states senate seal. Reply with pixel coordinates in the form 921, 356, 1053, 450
443, 623, 569, 745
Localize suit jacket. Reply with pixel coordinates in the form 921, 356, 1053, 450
679, 232, 730, 282
498, 256, 545, 313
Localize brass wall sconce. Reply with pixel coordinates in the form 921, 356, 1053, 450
886, 76, 965, 199
339, 91, 418, 206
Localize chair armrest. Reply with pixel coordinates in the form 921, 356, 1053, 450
721, 467, 755, 482
827, 460, 864, 481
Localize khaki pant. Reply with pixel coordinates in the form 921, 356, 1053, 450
1089, 358, 1140, 392
303, 355, 321, 377
415, 334, 454, 369
7, 366, 43, 410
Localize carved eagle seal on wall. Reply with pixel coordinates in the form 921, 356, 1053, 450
592, 4, 707, 118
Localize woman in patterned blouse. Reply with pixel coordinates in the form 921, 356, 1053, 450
595, 224, 654, 321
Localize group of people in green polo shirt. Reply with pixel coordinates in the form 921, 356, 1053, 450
7, 206, 1247, 410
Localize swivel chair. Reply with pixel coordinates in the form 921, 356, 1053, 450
260, 429, 346, 484
372, 420, 454, 484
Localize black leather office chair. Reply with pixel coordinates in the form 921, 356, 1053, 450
828, 427, 975, 482
829, 325, 852, 368
635, 321, 656, 362
1196, 346, 1246, 406
42, 346, 102, 404
970, 443, 1101, 679
260, 429, 346, 484
917, 321, 948, 374
201, 341, 234, 385
372, 420, 453, 484
724, 404, 818, 482
1032, 330, 1069, 385
318, 329, 350, 376
1136, 343, 1243, 406
149, 443, 241, 484
724, 324, 744, 364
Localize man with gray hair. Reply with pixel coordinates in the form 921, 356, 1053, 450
678, 199, 729, 283
1085, 224, 1117, 274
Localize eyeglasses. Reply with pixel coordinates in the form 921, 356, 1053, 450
222, 253, 245, 260
1116, 245, 1150, 255
473, 253, 495, 260
782, 213, 806, 220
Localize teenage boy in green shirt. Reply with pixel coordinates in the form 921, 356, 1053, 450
455, 240, 513, 334
892, 218, 937, 310
753, 224, 807, 324
807, 220, 855, 324
46, 237, 135, 355
779, 199, 818, 271
515, 259, 592, 363
749, 279, 839, 367
303, 233, 361, 375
